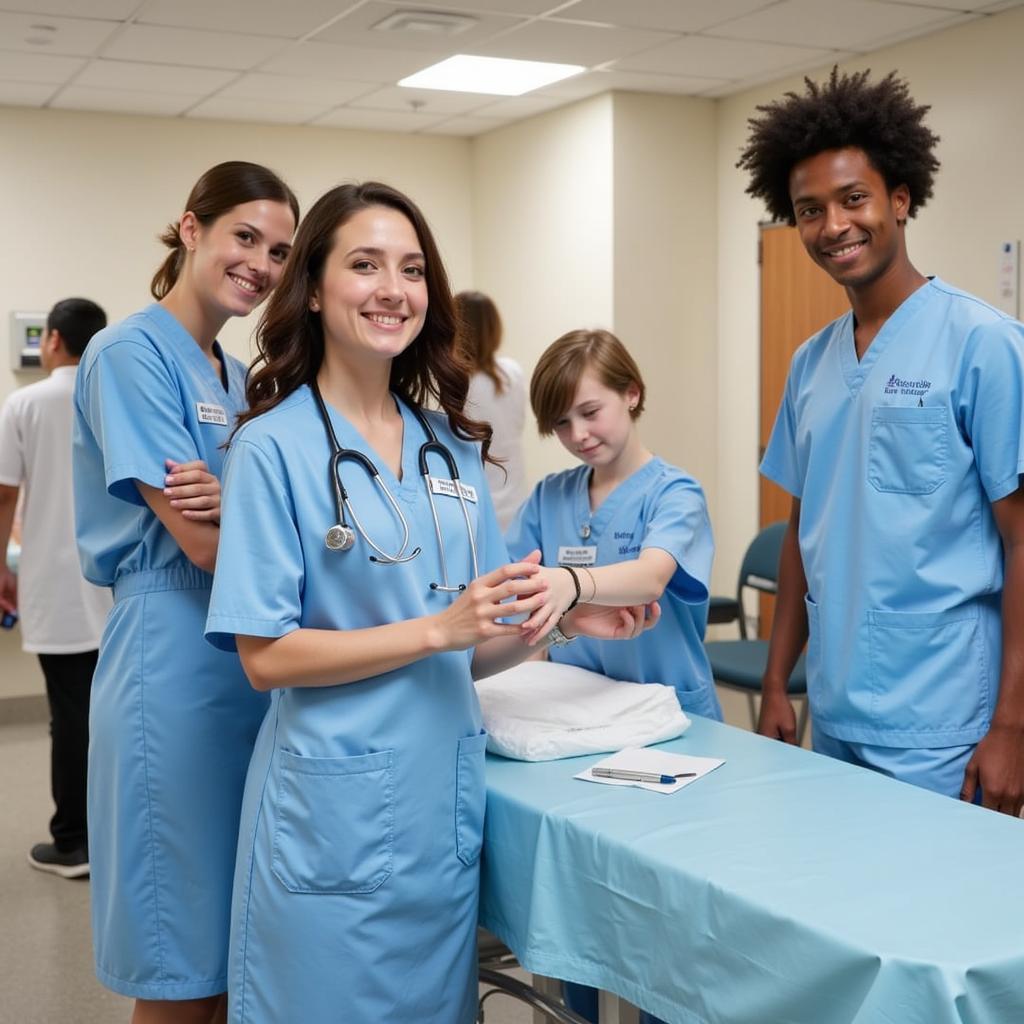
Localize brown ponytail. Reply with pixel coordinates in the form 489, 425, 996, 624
149, 161, 300, 300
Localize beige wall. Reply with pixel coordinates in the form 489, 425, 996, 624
472, 93, 616, 481
611, 90, 718, 527
714, 4, 1024, 597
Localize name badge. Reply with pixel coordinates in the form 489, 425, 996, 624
428, 476, 478, 503
558, 545, 597, 566
196, 402, 228, 426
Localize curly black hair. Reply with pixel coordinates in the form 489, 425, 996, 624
736, 67, 940, 225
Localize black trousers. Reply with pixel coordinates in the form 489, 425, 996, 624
36, 650, 96, 852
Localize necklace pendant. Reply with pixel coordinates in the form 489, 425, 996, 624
580, 523, 591, 540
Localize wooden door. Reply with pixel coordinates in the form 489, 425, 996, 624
757, 224, 848, 634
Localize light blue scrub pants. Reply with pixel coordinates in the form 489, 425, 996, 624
812, 729, 978, 801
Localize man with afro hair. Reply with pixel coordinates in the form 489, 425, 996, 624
738, 67, 1024, 815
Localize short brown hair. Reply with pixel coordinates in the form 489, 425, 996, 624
530, 329, 645, 435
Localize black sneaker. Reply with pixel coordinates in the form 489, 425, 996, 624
27, 842, 89, 879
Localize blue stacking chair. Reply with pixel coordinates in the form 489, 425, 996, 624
705, 521, 809, 743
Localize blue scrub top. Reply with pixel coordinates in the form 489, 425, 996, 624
73, 303, 248, 586
761, 278, 1024, 746
506, 457, 721, 720
204, 387, 510, 1022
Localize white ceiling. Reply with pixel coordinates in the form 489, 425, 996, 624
0, 0, 1018, 136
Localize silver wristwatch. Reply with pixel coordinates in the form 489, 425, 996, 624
546, 623, 576, 647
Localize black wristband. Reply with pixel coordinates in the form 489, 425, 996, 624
562, 565, 582, 612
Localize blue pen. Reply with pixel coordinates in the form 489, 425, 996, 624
591, 767, 697, 785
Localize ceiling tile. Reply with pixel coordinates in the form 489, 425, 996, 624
52, 84, 195, 114
135, 0, 347, 39
311, 106, 447, 132
0, 1, 138, 18
261, 41, 436, 83
614, 33, 835, 78
585, 68, 729, 94
75, 58, 238, 94
348, 84, 496, 115
707, 0, 970, 50
877, 0, 1015, 7
423, 114, 506, 136
378, 0, 560, 12
0, 79, 59, 105
0, 10, 121, 55
0, 49, 85, 83
311, 1, 525, 52
219, 72, 372, 105
101, 24, 287, 70
477, 19, 676, 65
559, 0, 778, 33
470, 91, 571, 117
186, 95, 335, 123
694, 52, 859, 97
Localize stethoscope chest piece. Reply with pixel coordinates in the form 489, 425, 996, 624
325, 524, 356, 552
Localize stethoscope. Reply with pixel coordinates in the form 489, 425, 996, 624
311, 381, 479, 592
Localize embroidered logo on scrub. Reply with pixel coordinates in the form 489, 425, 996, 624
883, 374, 932, 406
196, 402, 228, 425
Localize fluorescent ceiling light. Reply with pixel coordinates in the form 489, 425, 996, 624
399, 55, 584, 97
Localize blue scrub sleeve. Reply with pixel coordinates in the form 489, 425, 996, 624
504, 483, 543, 562
760, 365, 803, 499
960, 320, 1024, 502
79, 339, 201, 506
641, 478, 713, 604
206, 439, 304, 652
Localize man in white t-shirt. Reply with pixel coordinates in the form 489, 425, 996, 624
0, 298, 110, 878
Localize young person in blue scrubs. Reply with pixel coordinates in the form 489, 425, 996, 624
73, 162, 298, 1024
505, 329, 720, 1024
738, 68, 1024, 815
204, 183, 656, 1024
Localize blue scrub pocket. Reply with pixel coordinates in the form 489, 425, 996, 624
868, 406, 947, 494
868, 607, 986, 732
272, 748, 394, 895
455, 732, 488, 866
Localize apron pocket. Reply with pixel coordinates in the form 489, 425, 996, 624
272, 748, 394, 894
455, 732, 488, 866
868, 406, 947, 494
868, 608, 984, 731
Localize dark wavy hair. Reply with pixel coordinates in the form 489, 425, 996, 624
150, 161, 300, 299
236, 181, 493, 461
455, 291, 505, 394
737, 67, 940, 225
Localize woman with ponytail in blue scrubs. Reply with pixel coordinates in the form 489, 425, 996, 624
73, 162, 297, 1024
205, 182, 655, 1024
505, 329, 719, 1024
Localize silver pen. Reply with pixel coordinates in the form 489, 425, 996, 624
591, 767, 697, 785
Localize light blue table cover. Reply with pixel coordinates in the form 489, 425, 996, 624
480, 716, 1024, 1024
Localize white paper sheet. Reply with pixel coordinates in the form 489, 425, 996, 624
576, 746, 724, 794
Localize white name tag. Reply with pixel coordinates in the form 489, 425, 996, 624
558, 545, 597, 566
196, 402, 228, 426
428, 476, 478, 503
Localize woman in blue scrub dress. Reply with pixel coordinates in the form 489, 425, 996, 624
205, 183, 655, 1024
73, 162, 298, 1023
505, 329, 721, 1024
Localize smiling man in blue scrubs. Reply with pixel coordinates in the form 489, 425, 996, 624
738, 68, 1024, 815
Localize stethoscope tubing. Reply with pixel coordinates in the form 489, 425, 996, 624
312, 380, 479, 587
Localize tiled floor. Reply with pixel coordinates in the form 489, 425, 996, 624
0, 718, 537, 1023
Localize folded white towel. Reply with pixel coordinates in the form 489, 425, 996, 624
474, 660, 690, 762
